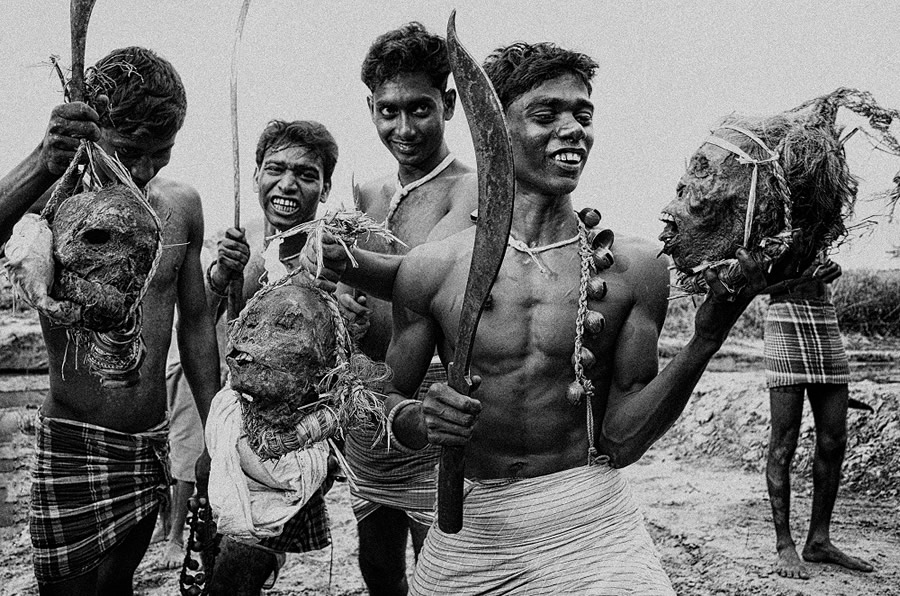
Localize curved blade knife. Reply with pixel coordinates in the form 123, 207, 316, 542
439, 10, 516, 534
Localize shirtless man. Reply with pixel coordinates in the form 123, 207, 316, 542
0, 47, 221, 595
373, 42, 776, 594
203, 119, 360, 595
764, 258, 874, 579
343, 23, 476, 595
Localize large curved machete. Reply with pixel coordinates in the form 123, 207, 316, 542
439, 11, 515, 534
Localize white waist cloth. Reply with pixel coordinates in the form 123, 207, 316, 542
411, 463, 674, 595
205, 387, 329, 542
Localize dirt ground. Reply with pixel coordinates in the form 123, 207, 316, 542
1, 367, 897, 596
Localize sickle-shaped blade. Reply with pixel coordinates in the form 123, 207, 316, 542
438, 10, 516, 534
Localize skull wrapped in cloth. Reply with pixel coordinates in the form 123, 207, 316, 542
660, 88, 900, 294
228, 269, 388, 461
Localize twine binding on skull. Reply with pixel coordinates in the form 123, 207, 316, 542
668, 88, 900, 297
235, 211, 400, 461
32, 138, 162, 386
676, 126, 796, 295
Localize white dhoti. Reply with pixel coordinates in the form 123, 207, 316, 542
411, 464, 674, 595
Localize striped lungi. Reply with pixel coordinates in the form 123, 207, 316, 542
764, 299, 850, 388
411, 463, 674, 595
30, 414, 170, 582
345, 358, 445, 526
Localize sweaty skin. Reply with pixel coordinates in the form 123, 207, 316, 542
385, 72, 771, 478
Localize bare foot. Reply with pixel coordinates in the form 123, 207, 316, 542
774, 546, 810, 580
159, 539, 186, 570
150, 523, 166, 544
803, 541, 874, 572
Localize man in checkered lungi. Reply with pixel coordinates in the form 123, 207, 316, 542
764, 257, 873, 579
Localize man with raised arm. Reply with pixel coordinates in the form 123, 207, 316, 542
0, 47, 221, 596
202, 119, 362, 595
376, 42, 773, 594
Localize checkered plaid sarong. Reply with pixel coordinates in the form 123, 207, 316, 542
256, 487, 330, 553
30, 414, 169, 582
764, 299, 850, 388
346, 359, 445, 525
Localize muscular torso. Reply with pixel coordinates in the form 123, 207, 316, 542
42, 178, 196, 432
353, 163, 475, 359
425, 228, 649, 479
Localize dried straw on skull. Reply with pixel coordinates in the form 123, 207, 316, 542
660, 88, 900, 295
228, 269, 389, 461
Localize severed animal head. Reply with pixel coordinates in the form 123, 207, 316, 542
50, 184, 161, 331
228, 274, 337, 424
657, 89, 893, 294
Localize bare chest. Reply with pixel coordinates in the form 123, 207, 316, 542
148, 204, 189, 291
360, 186, 452, 253
436, 245, 635, 369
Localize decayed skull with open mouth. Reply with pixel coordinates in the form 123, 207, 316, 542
656, 87, 896, 294
659, 125, 788, 274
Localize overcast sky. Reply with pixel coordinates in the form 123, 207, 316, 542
2, 0, 898, 268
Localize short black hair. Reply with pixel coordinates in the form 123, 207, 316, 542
483, 42, 598, 110
86, 46, 187, 139
255, 120, 339, 184
361, 22, 451, 92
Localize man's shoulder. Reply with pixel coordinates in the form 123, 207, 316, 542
357, 175, 394, 211
613, 232, 670, 289
149, 176, 200, 200
404, 226, 473, 272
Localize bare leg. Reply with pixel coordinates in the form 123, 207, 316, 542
160, 479, 194, 569
409, 516, 430, 563
802, 384, 873, 572
207, 536, 278, 596
358, 506, 411, 596
95, 509, 159, 596
766, 385, 809, 579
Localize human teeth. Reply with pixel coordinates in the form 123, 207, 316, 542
659, 213, 676, 223
234, 352, 254, 363
554, 152, 582, 164
271, 197, 299, 213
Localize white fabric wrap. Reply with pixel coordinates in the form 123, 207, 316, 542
205, 386, 329, 542
3, 213, 80, 324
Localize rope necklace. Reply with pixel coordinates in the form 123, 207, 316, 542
386, 153, 456, 228
507, 232, 580, 274
510, 220, 603, 465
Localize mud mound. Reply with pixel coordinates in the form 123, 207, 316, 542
657, 372, 900, 499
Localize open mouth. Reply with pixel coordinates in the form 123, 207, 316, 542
552, 150, 584, 167
270, 196, 300, 216
658, 212, 680, 256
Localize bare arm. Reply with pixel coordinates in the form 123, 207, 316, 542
175, 190, 221, 426
299, 231, 401, 299
0, 102, 103, 244
598, 247, 768, 467
380, 250, 442, 448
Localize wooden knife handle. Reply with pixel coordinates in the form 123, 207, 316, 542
438, 445, 465, 533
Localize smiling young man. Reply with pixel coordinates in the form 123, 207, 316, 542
370, 41, 779, 594
203, 119, 364, 595
336, 23, 477, 595
0, 47, 221, 596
